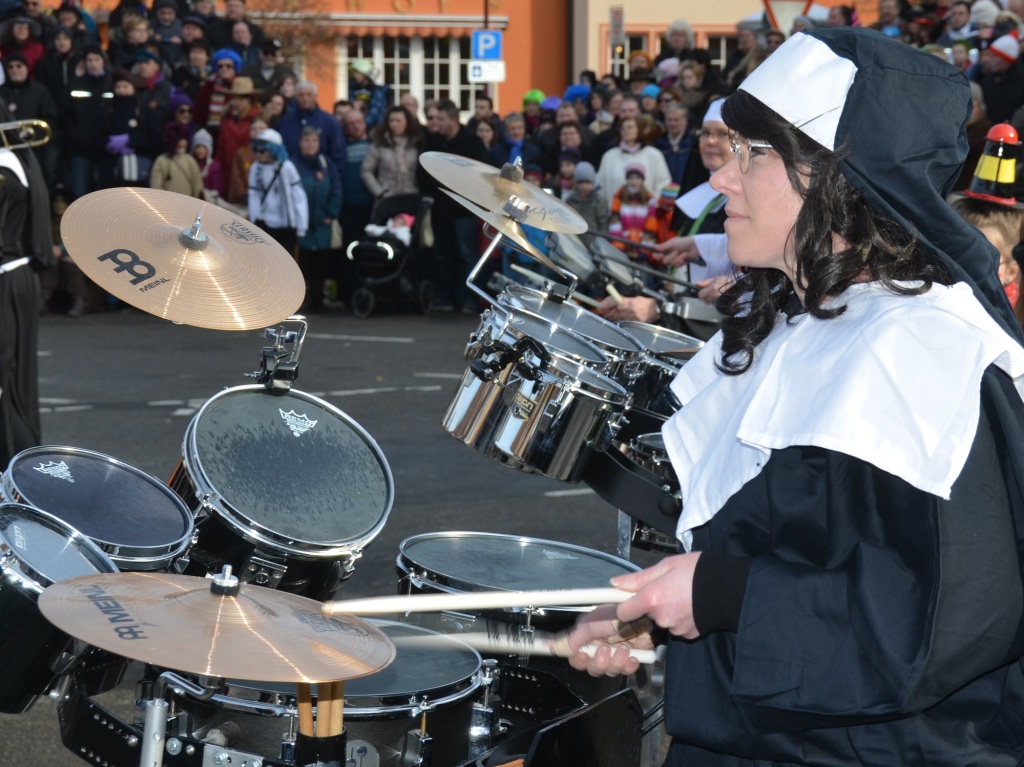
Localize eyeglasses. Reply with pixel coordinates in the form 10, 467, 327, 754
252, 142, 269, 152
729, 133, 774, 173
697, 128, 730, 143
658, 97, 676, 103
217, 62, 235, 69
176, 106, 192, 114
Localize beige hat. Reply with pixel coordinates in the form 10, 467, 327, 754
228, 76, 256, 96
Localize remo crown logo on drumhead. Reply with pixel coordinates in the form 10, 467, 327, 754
279, 409, 318, 437
32, 461, 74, 483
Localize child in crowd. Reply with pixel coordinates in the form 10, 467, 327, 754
191, 128, 225, 199
565, 161, 608, 245
609, 162, 656, 250
551, 148, 580, 199
646, 182, 681, 243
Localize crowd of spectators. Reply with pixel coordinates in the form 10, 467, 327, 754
19, 0, 1024, 320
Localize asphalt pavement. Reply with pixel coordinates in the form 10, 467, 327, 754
0, 306, 661, 766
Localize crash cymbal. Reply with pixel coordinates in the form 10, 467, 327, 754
39, 571, 395, 683
443, 190, 567, 277
420, 152, 588, 234
61, 188, 305, 331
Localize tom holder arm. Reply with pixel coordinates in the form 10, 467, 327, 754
246, 315, 308, 393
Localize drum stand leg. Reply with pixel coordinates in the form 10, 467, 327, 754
616, 510, 633, 562
139, 698, 170, 767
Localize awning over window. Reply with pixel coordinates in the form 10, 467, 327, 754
253, 13, 509, 38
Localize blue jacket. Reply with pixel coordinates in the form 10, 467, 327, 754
293, 151, 343, 251
277, 106, 347, 185
655, 131, 697, 187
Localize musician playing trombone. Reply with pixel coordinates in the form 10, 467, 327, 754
567, 28, 1024, 766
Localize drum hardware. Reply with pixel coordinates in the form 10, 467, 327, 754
507, 264, 602, 309
245, 317, 308, 394
38, 568, 396, 682
582, 448, 681, 538
467, 335, 550, 383
545, 232, 642, 297
447, 189, 578, 309
60, 188, 305, 331
468, 660, 503, 759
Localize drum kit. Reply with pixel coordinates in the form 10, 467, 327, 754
0, 180, 679, 767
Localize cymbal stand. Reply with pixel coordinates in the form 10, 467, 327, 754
246, 316, 308, 393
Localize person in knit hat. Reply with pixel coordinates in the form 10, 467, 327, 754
194, 47, 242, 136
608, 162, 656, 253
565, 160, 608, 244
248, 127, 308, 252
568, 26, 1024, 766
190, 127, 224, 198
149, 120, 203, 197
978, 31, 1024, 123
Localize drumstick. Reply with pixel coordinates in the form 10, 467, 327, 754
508, 263, 601, 308
315, 690, 331, 736
605, 283, 624, 305
329, 680, 344, 737
296, 683, 314, 737
322, 587, 631, 616
394, 631, 656, 664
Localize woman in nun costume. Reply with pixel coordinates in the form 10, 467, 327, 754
567, 27, 1024, 766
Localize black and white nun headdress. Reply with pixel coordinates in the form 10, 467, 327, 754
735, 27, 1024, 343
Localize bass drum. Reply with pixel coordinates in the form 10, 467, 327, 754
0, 502, 118, 713
163, 621, 483, 767
396, 532, 640, 707
2, 446, 194, 571
170, 385, 394, 600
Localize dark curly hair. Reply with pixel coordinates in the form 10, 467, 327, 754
715, 90, 951, 374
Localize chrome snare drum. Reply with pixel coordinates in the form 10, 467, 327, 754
169, 385, 393, 599
617, 321, 704, 419
499, 285, 645, 384
163, 621, 484, 767
444, 310, 627, 482
0, 502, 118, 713
2, 446, 193, 571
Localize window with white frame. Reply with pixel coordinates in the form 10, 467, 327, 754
340, 34, 483, 120
609, 33, 648, 79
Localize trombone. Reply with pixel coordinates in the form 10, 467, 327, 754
0, 119, 51, 149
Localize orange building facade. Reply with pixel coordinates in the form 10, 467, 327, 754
247, 0, 571, 119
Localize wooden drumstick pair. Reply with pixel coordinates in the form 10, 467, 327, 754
296, 680, 345, 738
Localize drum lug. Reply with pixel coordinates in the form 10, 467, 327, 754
240, 553, 287, 589
468, 659, 503, 758
402, 722, 433, 767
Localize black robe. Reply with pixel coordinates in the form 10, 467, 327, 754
662, 367, 1024, 766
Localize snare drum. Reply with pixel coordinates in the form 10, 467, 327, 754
499, 285, 645, 384
0, 502, 118, 713
396, 532, 640, 705
617, 321, 704, 418
169, 385, 393, 599
2, 446, 194, 571
164, 621, 483, 767
444, 316, 627, 482
621, 433, 677, 485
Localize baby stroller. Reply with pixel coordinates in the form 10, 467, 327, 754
345, 194, 434, 318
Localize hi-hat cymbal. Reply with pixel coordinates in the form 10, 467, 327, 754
444, 190, 566, 277
61, 188, 305, 331
39, 572, 395, 683
420, 152, 588, 234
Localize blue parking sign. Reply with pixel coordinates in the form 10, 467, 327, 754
471, 30, 503, 61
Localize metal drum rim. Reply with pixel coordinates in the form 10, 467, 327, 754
396, 530, 641, 610
2, 446, 194, 569
500, 285, 646, 357
181, 385, 395, 560
617, 320, 704, 358
0, 501, 119, 593
483, 304, 610, 366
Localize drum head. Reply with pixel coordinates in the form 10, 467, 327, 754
503, 287, 644, 355
399, 532, 640, 597
225, 621, 480, 710
187, 387, 393, 551
0, 503, 117, 587
3, 447, 192, 566
618, 321, 703, 361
